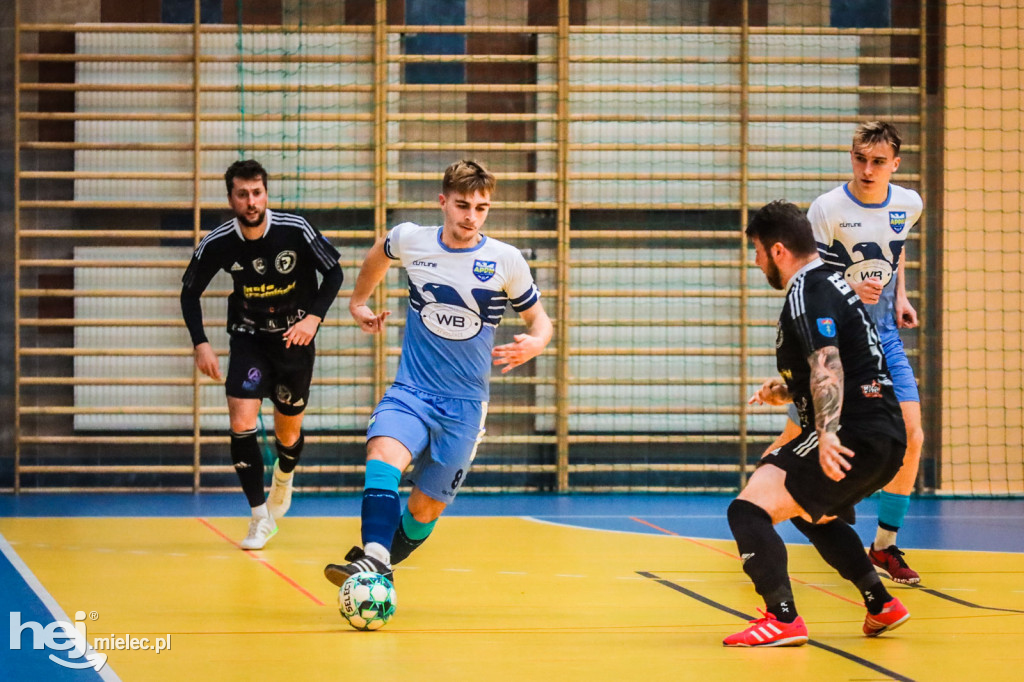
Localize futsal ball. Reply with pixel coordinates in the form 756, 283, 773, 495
338, 571, 397, 631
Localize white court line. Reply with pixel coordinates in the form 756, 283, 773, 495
0, 530, 122, 682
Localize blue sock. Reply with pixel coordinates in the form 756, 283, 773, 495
877, 491, 911, 532
361, 460, 402, 551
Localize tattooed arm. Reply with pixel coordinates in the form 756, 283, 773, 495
808, 346, 855, 481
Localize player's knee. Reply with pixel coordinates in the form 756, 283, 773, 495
274, 422, 303, 448
229, 417, 257, 433
408, 497, 445, 524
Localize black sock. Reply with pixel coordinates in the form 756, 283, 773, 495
276, 433, 304, 474
855, 574, 892, 615
790, 517, 891, 614
727, 499, 797, 622
230, 428, 265, 508
790, 517, 876, 582
389, 519, 426, 565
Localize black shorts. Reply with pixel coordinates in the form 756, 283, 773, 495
225, 333, 315, 416
760, 420, 906, 523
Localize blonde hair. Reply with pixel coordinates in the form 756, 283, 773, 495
852, 121, 903, 156
442, 159, 496, 197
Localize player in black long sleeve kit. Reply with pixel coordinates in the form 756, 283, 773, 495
181, 160, 343, 549
723, 201, 910, 647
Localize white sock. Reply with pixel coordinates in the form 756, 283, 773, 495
364, 542, 392, 566
874, 528, 897, 549
251, 503, 270, 520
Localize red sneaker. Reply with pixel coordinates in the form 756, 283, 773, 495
869, 544, 921, 584
863, 597, 910, 637
723, 610, 808, 647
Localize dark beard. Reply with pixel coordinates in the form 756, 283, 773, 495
764, 258, 783, 290
237, 210, 265, 228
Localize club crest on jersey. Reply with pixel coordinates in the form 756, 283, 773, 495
275, 250, 297, 274
889, 211, 907, 234
473, 259, 497, 282
252, 257, 267, 275
816, 317, 837, 337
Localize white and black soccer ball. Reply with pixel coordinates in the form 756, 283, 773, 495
337, 571, 397, 631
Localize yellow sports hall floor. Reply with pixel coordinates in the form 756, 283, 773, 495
3, 502, 1024, 681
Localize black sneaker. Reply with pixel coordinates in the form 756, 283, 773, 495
324, 546, 394, 586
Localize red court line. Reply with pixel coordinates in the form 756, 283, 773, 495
196, 517, 325, 606
630, 516, 861, 606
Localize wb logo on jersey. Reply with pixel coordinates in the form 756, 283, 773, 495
889, 211, 907, 234
421, 302, 483, 340
473, 260, 497, 282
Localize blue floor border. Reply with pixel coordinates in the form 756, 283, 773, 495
1, 532, 118, 681
2, 493, 1023, 553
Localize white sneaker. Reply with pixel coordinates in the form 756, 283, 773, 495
266, 460, 294, 519
240, 516, 277, 550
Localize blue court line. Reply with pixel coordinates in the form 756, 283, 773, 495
639, 571, 915, 682
0, 532, 119, 682
2, 493, 1023, 553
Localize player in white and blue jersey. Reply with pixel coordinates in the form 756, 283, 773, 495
764, 122, 925, 583
324, 160, 552, 585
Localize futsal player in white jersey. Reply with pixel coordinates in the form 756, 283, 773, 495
760, 122, 925, 583
324, 160, 552, 585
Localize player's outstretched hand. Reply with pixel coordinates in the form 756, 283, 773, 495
492, 333, 545, 374
351, 304, 391, 334
817, 431, 855, 481
283, 314, 321, 348
193, 342, 223, 381
748, 377, 791, 406
850, 276, 883, 305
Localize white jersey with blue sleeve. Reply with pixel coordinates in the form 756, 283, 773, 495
384, 222, 541, 401
807, 183, 922, 334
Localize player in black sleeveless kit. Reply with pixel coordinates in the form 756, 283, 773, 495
180, 160, 342, 549
723, 201, 910, 647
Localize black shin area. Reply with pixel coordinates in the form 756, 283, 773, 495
275, 433, 304, 474
790, 516, 891, 613
728, 499, 797, 621
230, 428, 266, 507
388, 521, 427, 565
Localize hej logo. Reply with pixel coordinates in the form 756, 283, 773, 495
9, 610, 108, 671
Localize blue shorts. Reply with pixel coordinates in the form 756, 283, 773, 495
880, 330, 919, 403
366, 384, 487, 504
